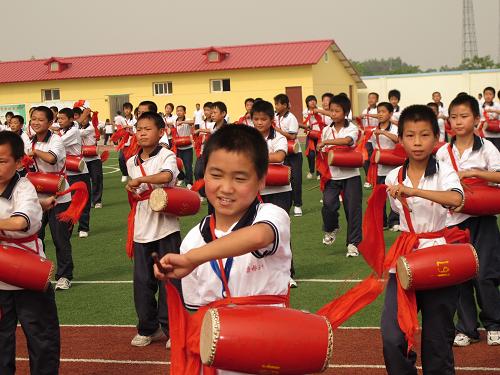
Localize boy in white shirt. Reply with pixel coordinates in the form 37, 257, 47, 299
237, 98, 254, 126
388, 89, 402, 125
481, 86, 500, 151
301, 95, 324, 180
361, 92, 379, 188
9, 115, 31, 156
174, 105, 194, 188
104, 118, 114, 145
193, 103, 203, 127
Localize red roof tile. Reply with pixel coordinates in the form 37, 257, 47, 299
0, 40, 334, 84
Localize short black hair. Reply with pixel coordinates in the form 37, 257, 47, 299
165, 102, 174, 111
368, 92, 379, 100
203, 101, 213, 109
321, 92, 334, 101
58, 107, 74, 119
11, 115, 24, 125
273, 94, 289, 106
388, 89, 401, 101
331, 94, 351, 116
50, 106, 59, 113
139, 101, 158, 113
213, 101, 227, 114
483, 86, 496, 96
244, 98, 254, 105
377, 102, 394, 113
137, 111, 165, 129
73, 107, 83, 116
34, 106, 54, 122
0, 131, 25, 161
250, 100, 275, 119
176, 105, 186, 112
5, 111, 14, 117
398, 105, 439, 138
426, 102, 439, 110
305, 95, 317, 105
449, 93, 480, 118
203, 124, 268, 180
123, 102, 133, 110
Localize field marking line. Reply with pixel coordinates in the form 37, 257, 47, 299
102, 165, 120, 175
328, 364, 500, 371
50, 279, 365, 284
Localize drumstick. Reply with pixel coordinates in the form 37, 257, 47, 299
151, 252, 168, 274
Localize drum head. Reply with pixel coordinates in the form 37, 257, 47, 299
77, 159, 86, 172
396, 257, 411, 290
374, 150, 381, 163
200, 308, 219, 366
57, 176, 65, 193
148, 188, 167, 212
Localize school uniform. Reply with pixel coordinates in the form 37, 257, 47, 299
370, 123, 400, 227
320, 120, 362, 246
436, 136, 500, 340
104, 123, 114, 145
61, 125, 91, 232
391, 105, 402, 124
260, 128, 292, 212
237, 114, 254, 127
193, 109, 203, 126
175, 118, 194, 185
381, 157, 463, 375
361, 106, 379, 176
117, 116, 137, 177
193, 119, 215, 185
126, 146, 181, 337
481, 102, 500, 150
32, 132, 74, 282
0, 174, 60, 375
303, 109, 323, 175
275, 111, 302, 208
80, 122, 103, 206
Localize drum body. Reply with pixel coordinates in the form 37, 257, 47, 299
484, 119, 500, 133
200, 305, 333, 375
455, 184, 500, 216
148, 187, 200, 216
287, 139, 299, 154
266, 164, 291, 186
65, 155, 85, 172
26, 172, 65, 194
176, 157, 184, 171
82, 145, 98, 157
327, 149, 363, 168
396, 244, 478, 291
173, 136, 192, 147
375, 149, 406, 166
0, 245, 53, 291
308, 130, 321, 140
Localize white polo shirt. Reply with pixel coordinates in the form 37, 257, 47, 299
482, 102, 500, 139
320, 113, 333, 127
275, 111, 301, 153
126, 146, 180, 243
199, 119, 215, 154
175, 118, 193, 150
436, 136, 500, 226
370, 123, 399, 176
362, 106, 379, 128
302, 110, 322, 131
437, 118, 446, 142
386, 158, 463, 254
60, 125, 89, 176
17, 131, 31, 154
31, 132, 71, 204
261, 129, 292, 196
181, 202, 292, 310
0, 174, 45, 290
193, 109, 203, 125
392, 105, 402, 123
105, 123, 114, 134
321, 121, 360, 180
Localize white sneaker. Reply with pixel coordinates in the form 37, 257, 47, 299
363, 182, 372, 189
346, 244, 359, 257
187, 184, 192, 190
453, 333, 479, 347
199, 196, 205, 203
121, 176, 128, 183
55, 277, 71, 290
289, 278, 298, 288
131, 328, 165, 347
175, 180, 183, 187
94, 203, 102, 209
293, 206, 302, 217
487, 331, 500, 346
306, 172, 313, 180
317, 175, 321, 180
320, 199, 323, 203
322, 229, 338, 245
79, 231, 89, 238
389, 225, 401, 232
166, 338, 171, 349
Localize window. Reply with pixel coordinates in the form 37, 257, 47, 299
323, 52, 329, 62
153, 82, 173, 95
207, 51, 220, 62
210, 79, 230, 92
41, 89, 60, 101
50, 62, 60, 72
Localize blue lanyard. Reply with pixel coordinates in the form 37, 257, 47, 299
210, 258, 233, 298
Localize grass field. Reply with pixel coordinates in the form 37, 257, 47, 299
42, 149, 398, 327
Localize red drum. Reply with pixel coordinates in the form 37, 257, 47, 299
454, 184, 500, 216
396, 243, 478, 291
173, 136, 192, 147
287, 139, 299, 154
432, 141, 447, 154
65, 155, 85, 172
148, 187, 200, 216
375, 148, 406, 166
26, 172, 65, 194
484, 118, 500, 133
176, 157, 184, 171
82, 145, 98, 157
327, 149, 363, 168
0, 245, 54, 291
266, 164, 291, 186
308, 129, 321, 140
200, 305, 333, 375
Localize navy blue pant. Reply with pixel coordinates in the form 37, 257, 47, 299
118, 150, 128, 177
177, 148, 193, 185
86, 159, 103, 205
284, 152, 303, 207
376, 175, 400, 227
261, 191, 292, 213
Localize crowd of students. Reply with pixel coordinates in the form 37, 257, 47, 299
0, 85, 499, 375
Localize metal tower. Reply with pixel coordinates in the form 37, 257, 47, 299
462, 0, 478, 60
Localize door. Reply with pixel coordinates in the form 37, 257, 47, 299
285, 86, 303, 122
108, 95, 130, 119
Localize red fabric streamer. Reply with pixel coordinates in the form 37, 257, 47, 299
123, 136, 139, 160
91, 111, 100, 141
100, 150, 110, 163
190, 179, 206, 192
315, 152, 331, 191
21, 155, 34, 170
111, 127, 128, 146
56, 181, 89, 224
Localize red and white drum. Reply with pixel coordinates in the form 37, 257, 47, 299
82, 145, 98, 157
307, 130, 321, 140
200, 305, 333, 375
484, 119, 500, 133
454, 183, 500, 216
0, 245, 54, 291
172, 136, 192, 147
396, 243, 478, 291
65, 155, 85, 172
327, 149, 364, 168
148, 187, 201, 216
266, 164, 291, 186
287, 139, 299, 154
374, 148, 406, 166
26, 172, 65, 194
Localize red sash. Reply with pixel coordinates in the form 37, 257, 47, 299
304, 112, 325, 156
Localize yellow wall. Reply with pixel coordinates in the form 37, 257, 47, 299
311, 47, 360, 112
0, 66, 314, 121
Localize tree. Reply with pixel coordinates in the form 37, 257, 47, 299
352, 57, 422, 76
440, 55, 500, 72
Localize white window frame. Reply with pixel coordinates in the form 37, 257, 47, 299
41, 88, 60, 101
153, 81, 173, 96
323, 52, 329, 62
50, 62, 60, 72
207, 51, 220, 62
210, 79, 230, 93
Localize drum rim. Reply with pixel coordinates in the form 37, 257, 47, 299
321, 317, 334, 372
203, 308, 220, 366
469, 244, 480, 278
396, 256, 412, 290
327, 150, 334, 165
44, 259, 55, 291
148, 188, 168, 212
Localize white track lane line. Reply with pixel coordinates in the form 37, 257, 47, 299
50, 279, 364, 284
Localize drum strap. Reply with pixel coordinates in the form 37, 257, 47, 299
446, 144, 459, 172
0, 233, 40, 255
209, 215, 233, 298
396, 167, 416, 233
